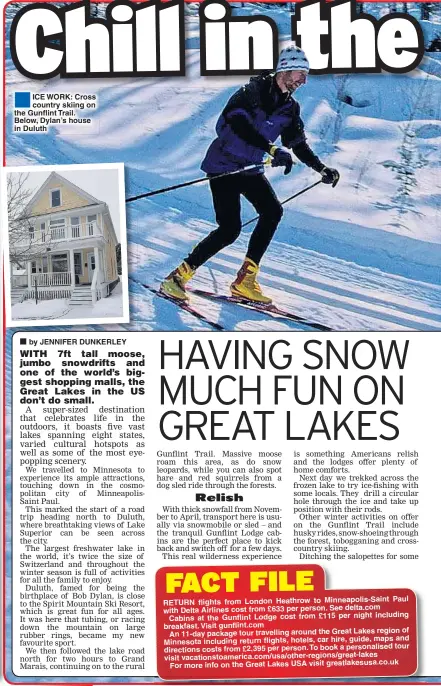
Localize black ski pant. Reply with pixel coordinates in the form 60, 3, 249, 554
185, 172, 283, 270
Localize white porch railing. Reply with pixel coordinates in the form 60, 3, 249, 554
49, 226, 66, 240
91, 265, 100, 304
49, 222, 101, 241
90, 261, 109, 304
30, 272, 72, 287
15, 222, 102, 246
85, 222, 99, 237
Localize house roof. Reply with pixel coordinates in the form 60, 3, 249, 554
23, 171, 103, 216
22, 171, 119, 245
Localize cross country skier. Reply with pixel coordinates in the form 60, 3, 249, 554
160, 44, 340, 304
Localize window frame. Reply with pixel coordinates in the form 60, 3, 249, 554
51, 252, 69, 273
50, 188, 62, 208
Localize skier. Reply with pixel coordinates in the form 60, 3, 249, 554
160, 44, 340, 304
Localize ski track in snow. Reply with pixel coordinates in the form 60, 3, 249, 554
127, 219, 441, 332
5, 7, 441, 332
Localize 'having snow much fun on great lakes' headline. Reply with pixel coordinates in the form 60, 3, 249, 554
158, 338, 410, 441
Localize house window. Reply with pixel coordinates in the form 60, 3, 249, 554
31, 261, 37, 274
42, 257, 48, 273
51, 253, 68, 273
50, 189, 61, 208
40, 222, 46, 242
29, 225, 35, 240
74, 253, 83, 275
71, 217, 80, 238
87, 215, 97, 236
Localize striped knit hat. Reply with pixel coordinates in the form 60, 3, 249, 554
276, 44, 309, 73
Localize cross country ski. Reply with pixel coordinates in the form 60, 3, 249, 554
137, 282, 225, 331
187, 287, 333, 332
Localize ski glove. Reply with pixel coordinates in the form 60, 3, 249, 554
270, 145, 293, 175
320, 167, 340, 187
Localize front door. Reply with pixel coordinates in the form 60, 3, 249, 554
73, 252, 82, 285
87, 252, 96, 281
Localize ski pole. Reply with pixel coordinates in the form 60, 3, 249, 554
241, 178, 324, 229
125, 163, 267, 203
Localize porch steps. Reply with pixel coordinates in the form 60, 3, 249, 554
69, 285, 93, 306
11, 289, 26, 305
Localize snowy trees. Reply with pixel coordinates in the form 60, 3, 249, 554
420, 3, 433, 20
7, 173, 52, 269
116, 244, 122, 276
382, 126, 428, 228
394, 128, 427, 208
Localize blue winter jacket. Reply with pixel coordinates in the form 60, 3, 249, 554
201, 72, 324, 176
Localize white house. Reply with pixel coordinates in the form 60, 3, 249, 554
10, 172, 119, 305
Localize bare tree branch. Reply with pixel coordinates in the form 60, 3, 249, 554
7, 173, 53, 269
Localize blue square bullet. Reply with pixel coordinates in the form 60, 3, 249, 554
15, 92, 31, 108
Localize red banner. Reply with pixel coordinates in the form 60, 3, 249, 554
156, 565, 417, 680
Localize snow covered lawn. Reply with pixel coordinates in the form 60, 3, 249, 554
11, 298, 70, 321
10, 284, 125, 324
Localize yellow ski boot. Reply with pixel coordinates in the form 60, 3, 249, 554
230, 258, 272, 305
160, 262, 195, 301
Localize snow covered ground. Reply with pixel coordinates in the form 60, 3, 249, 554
5, 6, 441, 332
10, 284, 125, 323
